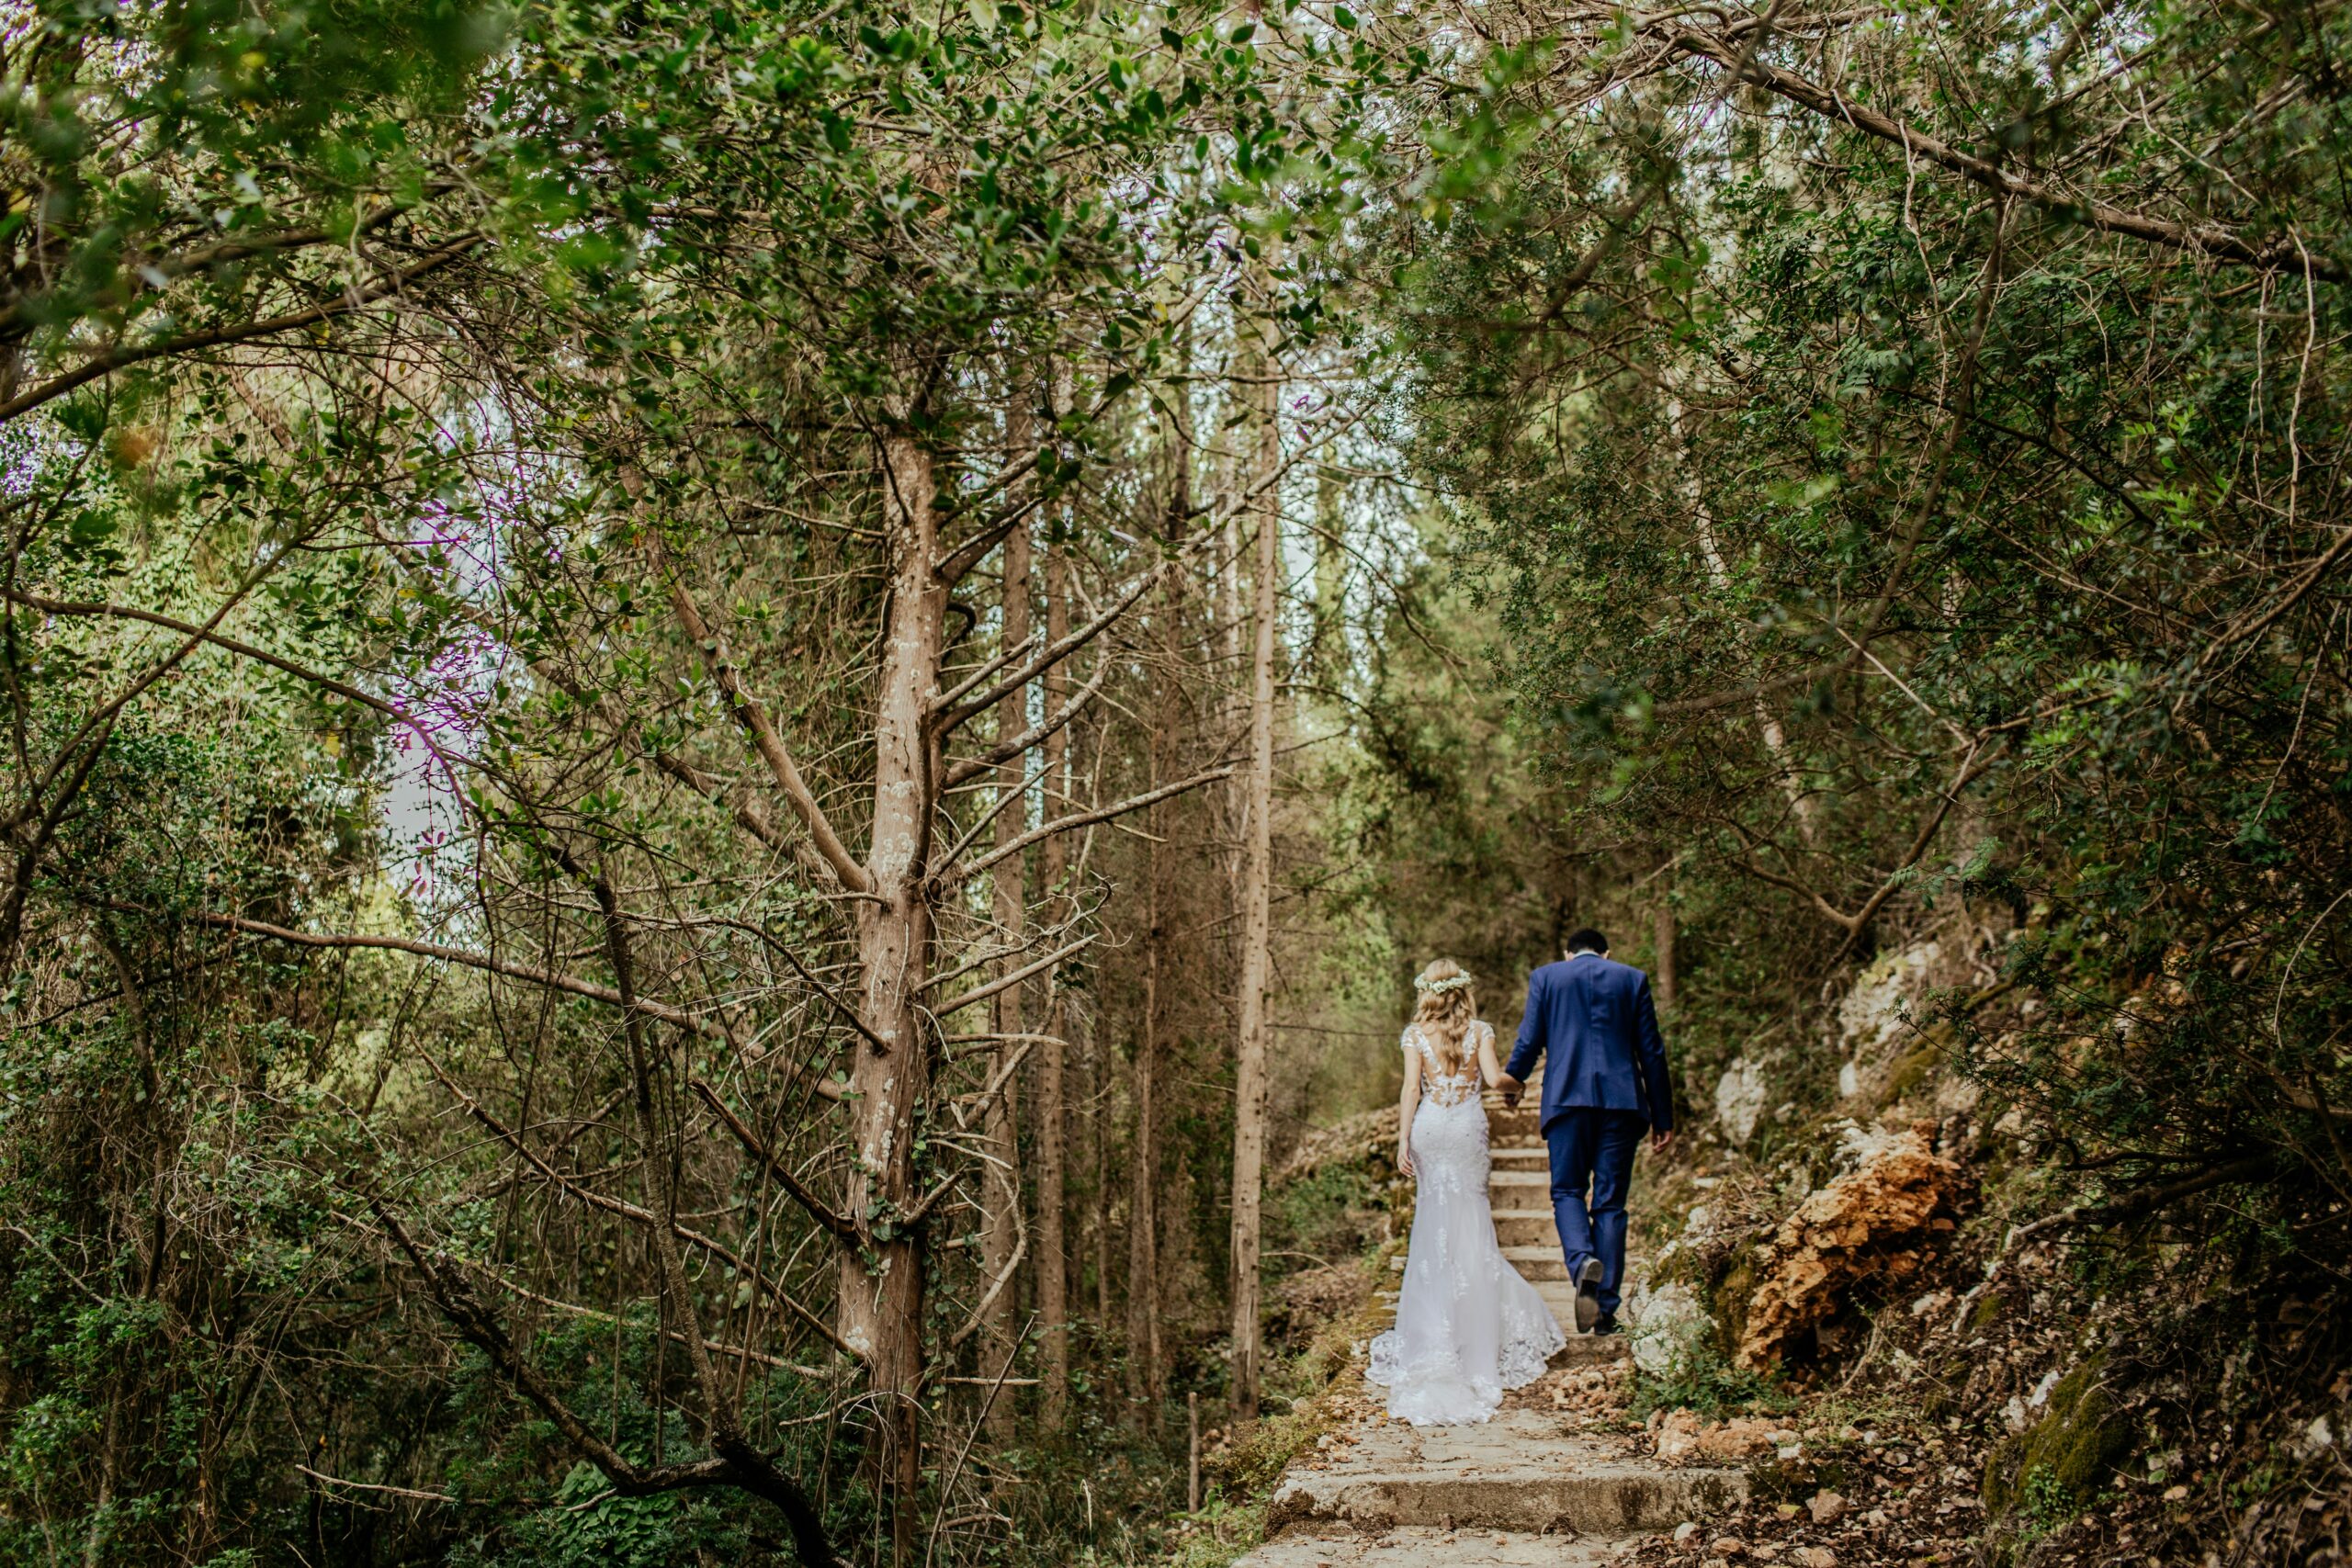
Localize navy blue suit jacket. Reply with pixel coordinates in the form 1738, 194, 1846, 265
1503, 953, 1675, 1134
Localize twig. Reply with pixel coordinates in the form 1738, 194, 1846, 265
296, 1465, 459, 1505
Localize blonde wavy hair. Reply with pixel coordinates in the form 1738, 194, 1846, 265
1411, 958, 1479, 1074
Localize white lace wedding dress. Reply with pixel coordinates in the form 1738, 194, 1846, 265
1367, 1021, 1566, 1426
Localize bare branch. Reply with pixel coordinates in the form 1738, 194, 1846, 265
294, 1465, 459, 1505
927, 934, 1096, 1020
951, 765, 1236, 883
1666, 28, 2344, 281
172, 908, 736, 1039
2002, 1154, 2276, 1247
931, 559, 1163, 735
373, 1203, 840, 1566
416, 1049, 864, 1360
940, 653, 1111, 789
663, 564, 873, 894
934, 482, 1048, 588
0, 236, 483, 423
171, 906, 850, 1097
1832, 738, 2002, 954
689, 1077, 858, 1238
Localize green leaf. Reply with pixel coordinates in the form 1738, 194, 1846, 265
64, 510, 119, 554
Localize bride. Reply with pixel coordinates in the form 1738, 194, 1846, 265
1367, 959, 1566, 1426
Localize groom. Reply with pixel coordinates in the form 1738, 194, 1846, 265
1497, 928, 1676, 1335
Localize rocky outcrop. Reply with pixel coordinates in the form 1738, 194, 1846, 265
1835, 940, 1943, 1099
1737, 1122, 1967, 1370
1715, 1055, 1770, 1144
1623, 1278, 1709, 1375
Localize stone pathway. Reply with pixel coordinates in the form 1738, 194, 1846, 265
1236, 1100, 1746, 1567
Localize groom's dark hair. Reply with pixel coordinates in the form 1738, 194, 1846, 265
1566, 927, 1609, 955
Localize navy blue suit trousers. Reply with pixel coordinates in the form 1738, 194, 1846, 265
1544, 1109, 1648, 1317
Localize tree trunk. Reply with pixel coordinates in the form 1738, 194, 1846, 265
1092, 1017, 1112, 1331
1126, 929, 1163, 1422
1670, 392, 1815, 841
981, 406, 1033, 1434
1123, 378, 1200, 1427
1653, 886, 1677, 1011
1313, 448, 1345, 680
844, 427, 940, 1566
1034, 530, 1071, 1427
1228, 294, 1280, 1423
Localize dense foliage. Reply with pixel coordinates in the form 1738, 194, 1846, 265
1381, 0, 2352, 1243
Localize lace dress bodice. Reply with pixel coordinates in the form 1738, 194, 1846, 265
1409, 1021, 1486, 1108
1399, 1021, 1491, 1192
1367, 1017, 1564, 1425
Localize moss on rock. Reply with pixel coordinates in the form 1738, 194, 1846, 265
1981, 1359, 2133, 1519
1883, 1043, 1943, 1103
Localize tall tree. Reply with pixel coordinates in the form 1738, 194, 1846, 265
1034, 524, 1075, 1427
1228, 265, 1283, 1421
980, 390, 1036, 1432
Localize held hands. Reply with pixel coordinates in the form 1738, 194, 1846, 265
1486, 1072, 1671, 1148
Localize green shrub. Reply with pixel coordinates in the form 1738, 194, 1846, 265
1631, 1339, 1794, 1421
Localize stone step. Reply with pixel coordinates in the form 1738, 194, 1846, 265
1483, 1100, 1541, 1141
1232, 1528, 1616, 1566
1532, 1284, 1635, 1355
1491, 1145, 1548, 1165
1552, 1330, 1626, 1363
1489, 1169, 1550, 1198
1493, 1208, 1556, 1247
1265, 1410, 1744, 1536
1386, 1221, 1567, 1285
1503, 1245, 1569, 1281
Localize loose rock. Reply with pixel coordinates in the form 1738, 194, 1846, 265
1738, 1123, 1967, 1369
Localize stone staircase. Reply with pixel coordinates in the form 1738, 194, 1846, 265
1235, 1097, 1744, 1566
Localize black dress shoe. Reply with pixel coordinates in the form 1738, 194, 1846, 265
1572, 1258, 1603, 1332
1591, 1314, 1621, 1337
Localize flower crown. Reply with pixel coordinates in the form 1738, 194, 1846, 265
1414, 971, 1474, 996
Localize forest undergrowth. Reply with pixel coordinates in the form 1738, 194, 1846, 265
1586, 912, 2352, 1568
